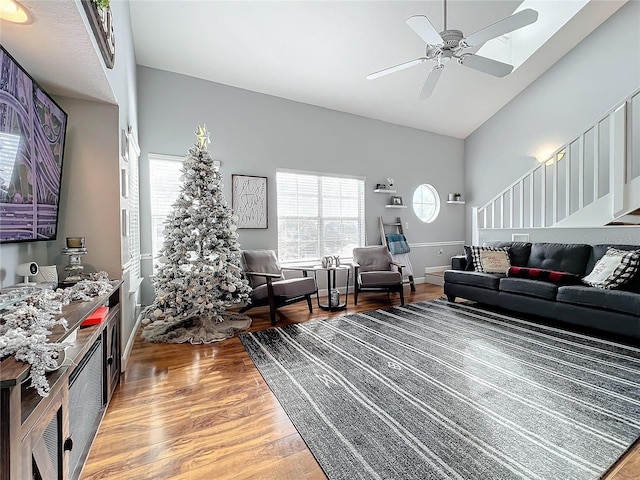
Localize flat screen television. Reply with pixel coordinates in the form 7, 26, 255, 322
0, 45, 67, 244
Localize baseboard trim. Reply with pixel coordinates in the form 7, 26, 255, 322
121, 310, 142, 372
425, 265, 449, 273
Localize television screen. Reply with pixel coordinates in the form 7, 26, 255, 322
0, 46, 67, 244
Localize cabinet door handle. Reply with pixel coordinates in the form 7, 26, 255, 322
64, 437, 74, 451
107, 356, 114, 365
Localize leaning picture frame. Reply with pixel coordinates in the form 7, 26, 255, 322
232, 175, 268, 229
391, 195, 403, 206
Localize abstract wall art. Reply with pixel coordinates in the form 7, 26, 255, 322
232, 174, 268, 229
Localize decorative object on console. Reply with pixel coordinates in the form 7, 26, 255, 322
582, 247, 640, 289
142, 126, 252, 344
35, 265, 59, 285
232, 174, 268, 229
0, 274, 113, 396
61, 245, 88, 284
16, 262, 39, 284
66, 236, 85, 248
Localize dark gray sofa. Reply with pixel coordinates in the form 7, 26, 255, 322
444, 242, 640, 340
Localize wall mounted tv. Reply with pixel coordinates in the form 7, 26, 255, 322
0, 45, 67, 244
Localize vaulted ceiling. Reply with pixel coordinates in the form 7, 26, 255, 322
1, 1, 626, 139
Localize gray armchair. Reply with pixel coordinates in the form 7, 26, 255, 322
352, 246, 405, 306
239, 249, 317, 325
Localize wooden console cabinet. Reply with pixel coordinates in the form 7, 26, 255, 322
0, 281, 122, 480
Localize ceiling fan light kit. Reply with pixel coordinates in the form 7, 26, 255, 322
367, 0, 538, 99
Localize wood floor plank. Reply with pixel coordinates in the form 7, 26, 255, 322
82, 284, 640, 479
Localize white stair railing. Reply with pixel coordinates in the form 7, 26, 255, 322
476, 87, 640, 232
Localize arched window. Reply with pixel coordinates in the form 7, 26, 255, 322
412, 184, 440, 223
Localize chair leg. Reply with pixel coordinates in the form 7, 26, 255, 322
306, 294, 313, 313
409, 275, 416, 292
354, 286, 359, 305
399, 285, 405, 306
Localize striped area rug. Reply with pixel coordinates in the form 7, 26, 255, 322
239, 299, 640, 480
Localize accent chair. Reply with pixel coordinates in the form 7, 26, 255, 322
239, 249, 317, 325
352, 246, 405, 306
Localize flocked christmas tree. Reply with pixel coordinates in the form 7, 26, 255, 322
142, 126, 252, 343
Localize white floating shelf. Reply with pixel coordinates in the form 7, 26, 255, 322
385, 205, 407, 209
374, 189, 397, 193
447, 200, 466, 204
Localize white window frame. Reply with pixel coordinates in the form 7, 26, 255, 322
276, 169, 366, 263
412, 183, 441, 223
148, 153, 185, 268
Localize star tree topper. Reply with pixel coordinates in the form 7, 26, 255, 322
196, 125, 211, 148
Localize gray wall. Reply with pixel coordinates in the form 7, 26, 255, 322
478, 226, 640, 246
137, 67, 465, 304
464, 0, 640, 243
0, 0, 140, 365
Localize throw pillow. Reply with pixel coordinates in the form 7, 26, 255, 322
479, 249, 511, 273
463, 245, 475, 271
508, 266, 581, 285
582, 247, 640, 289
469, 245, 510, 273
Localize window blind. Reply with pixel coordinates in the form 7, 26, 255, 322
276, 170, 365, 262
148, 154, 184, 263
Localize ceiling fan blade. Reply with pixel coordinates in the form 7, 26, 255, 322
459, 54, 514, 77
463, 8, 538, 47
366, 58, 428, 80
419, 65, 444, 100
406, 15, 443, 45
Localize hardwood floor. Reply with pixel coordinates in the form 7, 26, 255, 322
82, 284, 640, 480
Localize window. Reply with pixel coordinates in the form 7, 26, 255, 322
148, 154, 184, 263
277, 170, 365, 262
413, 184, 440, 223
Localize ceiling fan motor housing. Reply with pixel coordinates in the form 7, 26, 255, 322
439, 30, 463, 49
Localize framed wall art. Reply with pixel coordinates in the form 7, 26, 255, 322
232, 174, 268, 229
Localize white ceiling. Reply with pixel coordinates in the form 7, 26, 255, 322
0, 1, 626, 139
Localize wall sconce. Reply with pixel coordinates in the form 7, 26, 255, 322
536, 149, 565, 166
0, 0, 33, 24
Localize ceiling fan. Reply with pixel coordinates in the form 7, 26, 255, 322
367, 1, 538, 99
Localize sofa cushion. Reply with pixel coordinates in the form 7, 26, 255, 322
486, 241, 532, 267
444, 270, 503, 289
527, 243, 592, 276
588, 244, 640, 293
252, 277, 316, 301
507, 266, 581, 285
557, 285, 640, 317
241, 250, 282, 287
353, 246, 393, 272
359, 271, 402, 287
582, 247, 640, 289
499, 278, 559, 301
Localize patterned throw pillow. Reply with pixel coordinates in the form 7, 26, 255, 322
508, 267, 581, 285
582, 247, 640, 289
470, 246, 511, 273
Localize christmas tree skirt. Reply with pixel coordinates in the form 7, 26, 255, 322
141, 312, 251, 344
